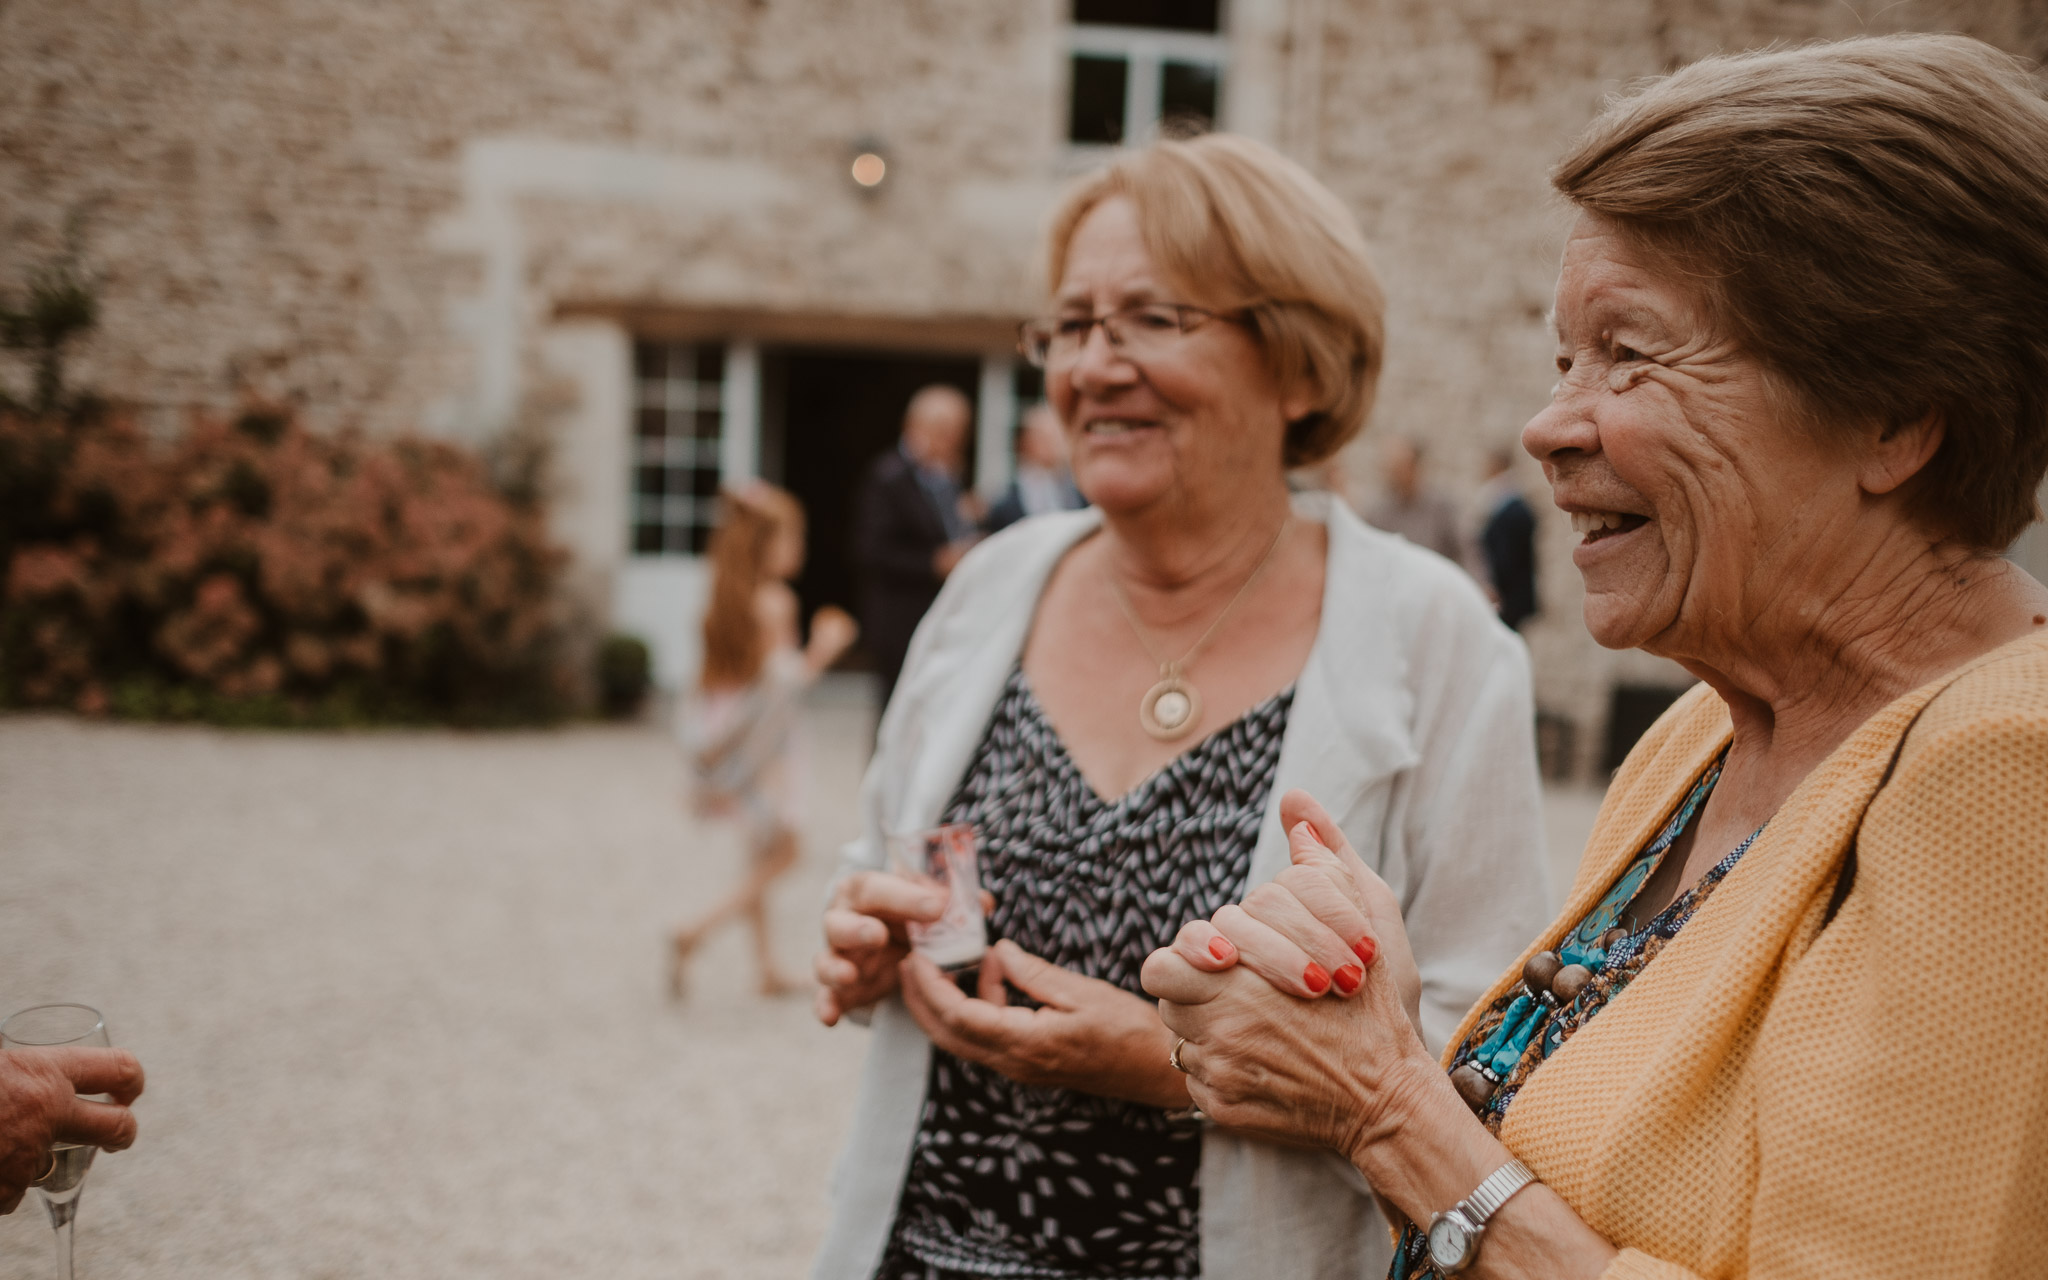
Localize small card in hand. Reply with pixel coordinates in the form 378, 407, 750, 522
888, 823, 988, 971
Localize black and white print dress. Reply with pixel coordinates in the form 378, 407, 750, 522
874, 666, 1294, 1280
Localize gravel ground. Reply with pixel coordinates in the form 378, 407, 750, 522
0, 680, 1602, 1279
0, 679, 878, 1280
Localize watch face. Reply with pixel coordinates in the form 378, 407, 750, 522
1427, 1215, 1470, 1268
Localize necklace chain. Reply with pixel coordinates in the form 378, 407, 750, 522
1108, 516, 1292, 677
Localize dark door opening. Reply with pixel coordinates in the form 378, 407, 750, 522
760, 347, 981, 669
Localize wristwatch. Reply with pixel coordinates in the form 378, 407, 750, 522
1425, 1157, 1538, 1275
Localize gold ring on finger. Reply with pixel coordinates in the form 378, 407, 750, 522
28, 1152, 56, 1187
1169, 1036, 1190, 1074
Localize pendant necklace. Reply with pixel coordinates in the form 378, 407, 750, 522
1109, 516, 1291, 742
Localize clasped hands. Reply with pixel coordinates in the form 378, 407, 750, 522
1139, 789, 1443, 1166
813, 789, 1439, 1151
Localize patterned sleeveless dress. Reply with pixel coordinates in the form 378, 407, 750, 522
874, 667, 1294, 1280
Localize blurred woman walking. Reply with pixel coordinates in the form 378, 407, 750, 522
672, 481, 857, 999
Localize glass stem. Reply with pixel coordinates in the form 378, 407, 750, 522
44, 1193, 78, 1280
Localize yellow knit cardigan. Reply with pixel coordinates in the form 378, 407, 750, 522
1454, 633, 2048, 1279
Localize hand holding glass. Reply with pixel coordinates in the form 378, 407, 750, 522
1, 1005, 128, 1280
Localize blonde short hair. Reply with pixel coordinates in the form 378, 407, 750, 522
1045, 134, 1386, 468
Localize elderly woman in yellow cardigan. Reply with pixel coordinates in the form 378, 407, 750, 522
1141, 34, 2048, 1280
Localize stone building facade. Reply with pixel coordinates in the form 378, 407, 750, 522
5, 0, 2045, 774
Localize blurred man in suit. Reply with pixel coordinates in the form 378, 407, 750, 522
853, 385, 980, 709
983, 403, 1084, 535
1475, 446, 1539, 631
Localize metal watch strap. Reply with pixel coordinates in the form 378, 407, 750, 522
1459, 1157, 1538, 1227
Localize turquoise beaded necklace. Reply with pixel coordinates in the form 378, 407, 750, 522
1450, 755, 1741, 1110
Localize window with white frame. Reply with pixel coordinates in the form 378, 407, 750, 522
631, 342, 725, 556
1068, 0, 1224, 147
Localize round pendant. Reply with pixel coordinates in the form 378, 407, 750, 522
1139, 675, 1203, 741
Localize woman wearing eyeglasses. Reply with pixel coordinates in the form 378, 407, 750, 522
810, 134, 1551, 1280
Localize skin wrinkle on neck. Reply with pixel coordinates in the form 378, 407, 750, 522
1651, 450, 2035, 844
1100, 494, 1293, 623
1685, 545, 2023, 747
1651, 412, 2001, 745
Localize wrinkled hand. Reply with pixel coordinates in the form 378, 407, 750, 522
898, 939, 1191, 1110
0, 1048, 144, 1215
814, 870, 949, 1026
1140, 789, 1436, 1160
1164, 790, 1423, 1033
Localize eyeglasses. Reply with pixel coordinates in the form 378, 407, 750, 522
1016, 303, 1230, 369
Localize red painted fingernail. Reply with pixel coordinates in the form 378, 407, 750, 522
1333, 964, 1363, 995
1303, 962, 1331, 994
1353, 936, 1378, 966
1208, 936, 1237, 963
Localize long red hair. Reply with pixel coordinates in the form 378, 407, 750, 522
699, 482, 804, 691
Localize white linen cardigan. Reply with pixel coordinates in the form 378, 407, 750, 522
811, 493, 1553, 1280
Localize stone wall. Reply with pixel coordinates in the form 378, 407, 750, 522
0, 0, 1068, 435
5, 0, 2044, 769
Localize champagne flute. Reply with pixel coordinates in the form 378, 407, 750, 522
1, 1004, 112, 1280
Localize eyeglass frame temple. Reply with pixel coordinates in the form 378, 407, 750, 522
1016, 304, 1225, 368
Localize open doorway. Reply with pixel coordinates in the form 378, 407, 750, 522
760, 347, 981, 667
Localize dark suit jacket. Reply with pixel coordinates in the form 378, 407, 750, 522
982, 485, 1029, 536
1480, 491, 1539, 631
982, 471, 1084, 535
852, 450, 952, 697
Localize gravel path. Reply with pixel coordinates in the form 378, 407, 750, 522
0, 682, 1599, 1279
0, 681, 877, 1279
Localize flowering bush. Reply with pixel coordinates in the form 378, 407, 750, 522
0, 405, 575, 724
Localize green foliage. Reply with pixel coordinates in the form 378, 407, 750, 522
596, 633, 652, 719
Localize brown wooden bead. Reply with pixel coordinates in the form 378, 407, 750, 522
1450, 1063, 1496, 1112
1551, 963, 1594, 1003
1599, 927, 1630, 952
1521, 950, 1562, 1000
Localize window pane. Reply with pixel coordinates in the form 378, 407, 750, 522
1073, 0, 1218, 32
1069, 55, 1127, 145
627, 339, 726, 558
1160, 61, 1218, 133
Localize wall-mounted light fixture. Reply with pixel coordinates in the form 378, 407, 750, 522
848, 136, 889, 192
